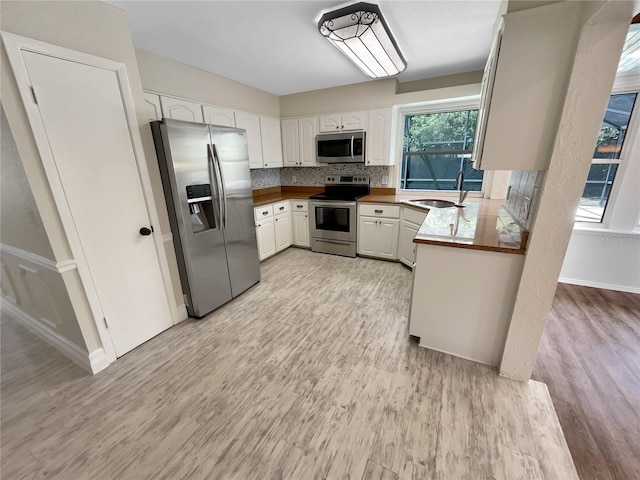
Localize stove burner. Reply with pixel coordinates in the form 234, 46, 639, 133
309, 174, 370, 202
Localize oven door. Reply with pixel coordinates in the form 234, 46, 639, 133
309, 200, 357, 243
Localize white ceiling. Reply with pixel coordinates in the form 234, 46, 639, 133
106, 0, 503, 96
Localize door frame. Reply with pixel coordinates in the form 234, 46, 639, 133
2, 32, 179, 366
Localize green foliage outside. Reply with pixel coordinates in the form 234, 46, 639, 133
401, 109, 483, 191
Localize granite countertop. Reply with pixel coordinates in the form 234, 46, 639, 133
252, 187, 323, 207
411, 199, 528, 254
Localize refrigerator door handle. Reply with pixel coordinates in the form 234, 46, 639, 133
207, 144, 223, 229
211, 144, 228, 230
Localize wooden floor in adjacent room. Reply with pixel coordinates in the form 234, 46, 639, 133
532, 283, 640, 480
2, 248, 577, 480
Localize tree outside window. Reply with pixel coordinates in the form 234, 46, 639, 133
400, 109, 483, 191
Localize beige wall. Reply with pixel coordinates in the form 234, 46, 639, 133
0, 0, 182, 353
136, 49, 280, 117
279, 77, 481, 117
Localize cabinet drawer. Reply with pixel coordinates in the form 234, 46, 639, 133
403, 206, 429, 226
359, 204, 400, 218
254, 205, 273, 221
273, 201, 290, 215
291, 200, 308, 212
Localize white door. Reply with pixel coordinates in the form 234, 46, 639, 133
260, 116, 284, 168
319, 113, 342, 133
22, 51, 174, 357
235, 112, 264, 169
378, 219, 400, 259
292, 211, 310, 247
366, 109, 391, 165
281, 118, 299, 166
274, 213, 291, 252
398, 221, 419, 266
256, 218, 276, 260
358, 217, 378, 256
342, 111, 368, 131
298, 116, 318, 166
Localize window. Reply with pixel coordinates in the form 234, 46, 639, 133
576, 92, 637, 223
400, 108, 483, 191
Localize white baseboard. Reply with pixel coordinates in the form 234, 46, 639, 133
175, 303, 189, 323
558, 277, 640, 294
1, 299, 109, 374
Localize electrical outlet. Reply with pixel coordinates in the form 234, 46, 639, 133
292, 174, 297, 184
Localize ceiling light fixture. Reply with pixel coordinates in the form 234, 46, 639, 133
318, 2, 406, 78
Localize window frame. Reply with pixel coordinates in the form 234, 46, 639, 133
395, 96, 484, 197
576, 78, 640, 229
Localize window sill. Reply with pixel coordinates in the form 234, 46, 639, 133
572, 224, 640, 237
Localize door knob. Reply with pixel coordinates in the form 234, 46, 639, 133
139, 227, 152, 236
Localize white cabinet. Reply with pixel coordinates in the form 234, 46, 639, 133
357, 204, 400, 259
255, 202, 291, 259
254, 206, 276, 261
472, 2, 581, 171
398, 207, 428, 268
260, 116, 284, 169
366, 108, 392, 166
159, 96, 204, 123
291, 201, 310, 247
143, 92, 162, 122
319, 111, 368, 132
281, 118, 299, 166
235, 112, 264, 169
274, 201, 291, 252
202, 105, 235, 127
281, 116, 318, 167
298, 116, 318, 166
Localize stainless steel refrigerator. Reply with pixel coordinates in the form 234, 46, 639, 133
151, 118, 260, 317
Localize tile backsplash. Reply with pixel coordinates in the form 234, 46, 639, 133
250, 168, 281, 189
505, 170, 545, 230
280, 165, 390, 187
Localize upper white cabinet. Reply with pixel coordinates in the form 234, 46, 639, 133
472, 2, 581, 171
281, 116, 318, 167
260, 116, 284, 169
202, 105, 235, 127
281, 118, 299, 167
143, 92, 162, 122
160, 96, 204, 123
319, 111, 368, 132
235, 112, 264, 169
366, 108, 392, 166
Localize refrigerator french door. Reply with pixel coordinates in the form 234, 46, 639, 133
152, 119, 260, 317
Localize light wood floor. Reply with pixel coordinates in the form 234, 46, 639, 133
532, 283, 640, 480
1, 248, 577, 480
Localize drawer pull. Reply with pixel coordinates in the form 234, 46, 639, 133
296, 204, 303, 208
374, 209, 383, 214
279, 206, 285, 211
262, 211, 269, 216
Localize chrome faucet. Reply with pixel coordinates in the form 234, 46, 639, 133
453, 170, 468, 207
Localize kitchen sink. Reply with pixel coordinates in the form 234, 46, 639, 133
406, 199, 458, 208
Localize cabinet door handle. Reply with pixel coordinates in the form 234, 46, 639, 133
275, 218, 278, 222
375, 209, 383, 214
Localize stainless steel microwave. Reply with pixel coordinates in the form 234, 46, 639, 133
316, 131, 366, 164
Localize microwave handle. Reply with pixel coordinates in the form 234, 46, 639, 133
350, 135, 354, 159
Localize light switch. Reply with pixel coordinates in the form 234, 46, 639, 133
24, 209, 37, 228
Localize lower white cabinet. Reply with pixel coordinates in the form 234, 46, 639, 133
256, 217, 276, 261
291, 201, 310, 247
274, 201, 291, 252
357, 205, 400, 259
398, 207, 429, 267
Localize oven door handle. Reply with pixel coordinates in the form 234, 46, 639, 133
310, 201, 356, 208
316, 239, 352, 246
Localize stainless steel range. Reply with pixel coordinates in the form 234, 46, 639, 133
309, 175, 370, 257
